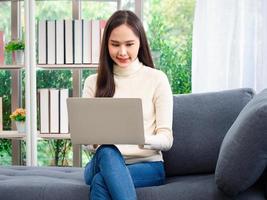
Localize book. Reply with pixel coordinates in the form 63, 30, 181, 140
49, 89, 60, 133
100, 20, 106, 43
83, 20, 92, 64
74, 20, 83, 64
39, 89, 49, 133
38, 21, 47, 64
0, 31, 4, 65
56, 20, 64, 65
64, 20, 74, 64
91, 20, 100, 64
47, 20, 56, 64
59, 89, 69, 134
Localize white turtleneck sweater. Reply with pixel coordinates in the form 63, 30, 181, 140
82, 59, 173, 164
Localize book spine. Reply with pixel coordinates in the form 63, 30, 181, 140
56, 20, 64, 65
83, 20, 92, 64
65, 20, 74, 64
47, 20, 56, 64
38, 21, 47, 64
91, 20, 100, 64
74, 20, 83, 64
59, 89, 69, 134
49, 89, 60, 133
39, 89, 50, 133
100, 20, 106, 44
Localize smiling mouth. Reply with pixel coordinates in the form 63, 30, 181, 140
117, 58, 129, 63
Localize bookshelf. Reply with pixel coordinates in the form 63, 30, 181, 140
1, 0, 143, 167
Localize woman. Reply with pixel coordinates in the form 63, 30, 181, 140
83, 10, 173, 200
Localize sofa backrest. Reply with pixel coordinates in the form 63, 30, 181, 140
163, 88, 254, 177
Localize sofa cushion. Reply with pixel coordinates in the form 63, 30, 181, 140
215, 89, 267, 196
163, 88, 254, 176
0, 166, 89, 200
136, 174, 265, 200
0, 166, 265, 200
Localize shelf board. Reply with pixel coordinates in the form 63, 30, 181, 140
0, 131, 70, 140
36, 64, 98, 69
0, 65, 24, 69
0, 131, 26, 139
38, 133, 70, 140
0, 64, 98, 70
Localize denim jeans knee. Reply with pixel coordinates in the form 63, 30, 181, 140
96, 145, 120, 156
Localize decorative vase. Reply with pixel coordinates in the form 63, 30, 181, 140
15, 121, 26, 133
14, 50, 24, 65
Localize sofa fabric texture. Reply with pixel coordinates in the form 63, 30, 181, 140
0, 166, 88, 200
163, 88, 254, 176
215, 88, 267, 196
0, 88, 266, 200
0, 166, 265, 200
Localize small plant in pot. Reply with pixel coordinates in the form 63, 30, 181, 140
5, 39, 25, 65
10, 108, 26, 133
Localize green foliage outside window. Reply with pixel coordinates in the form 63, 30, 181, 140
0, 70, 12, 165
147, 0, 194, 94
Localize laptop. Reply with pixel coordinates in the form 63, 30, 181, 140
67, 98, 145, 145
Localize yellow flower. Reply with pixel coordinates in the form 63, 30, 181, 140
9, 108, 26, 122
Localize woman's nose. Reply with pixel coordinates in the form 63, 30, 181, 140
118, 46, 127, 56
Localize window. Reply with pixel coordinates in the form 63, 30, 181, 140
144, 0, 195, 94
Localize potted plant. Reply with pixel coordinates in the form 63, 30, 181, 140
5, 39, 25, 65
10, 108, 26, 133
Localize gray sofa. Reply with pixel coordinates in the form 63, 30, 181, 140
1, 88, 266, 200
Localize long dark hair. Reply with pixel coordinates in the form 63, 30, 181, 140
95, 10, 154, 97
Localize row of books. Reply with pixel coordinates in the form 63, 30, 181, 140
38, 89, 69, 134
38, 19, 106, 65
0, 31, 4, 65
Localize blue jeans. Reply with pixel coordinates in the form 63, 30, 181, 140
84, 145, 165, 200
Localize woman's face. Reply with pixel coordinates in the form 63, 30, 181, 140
108, 24, 140, 67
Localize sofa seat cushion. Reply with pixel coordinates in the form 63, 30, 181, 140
163, 88, 254, 176
0, 166, 265, 200
0, 166, 89, 200
215, 89, 267, 196
137, 174, 265, 200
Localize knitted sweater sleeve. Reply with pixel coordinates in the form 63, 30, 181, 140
143, 72, 173, 151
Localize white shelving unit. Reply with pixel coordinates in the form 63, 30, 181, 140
24, 0, 37, 166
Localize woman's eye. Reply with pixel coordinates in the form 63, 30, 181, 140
111, 43, 119, 47
126, 43, 134, 47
